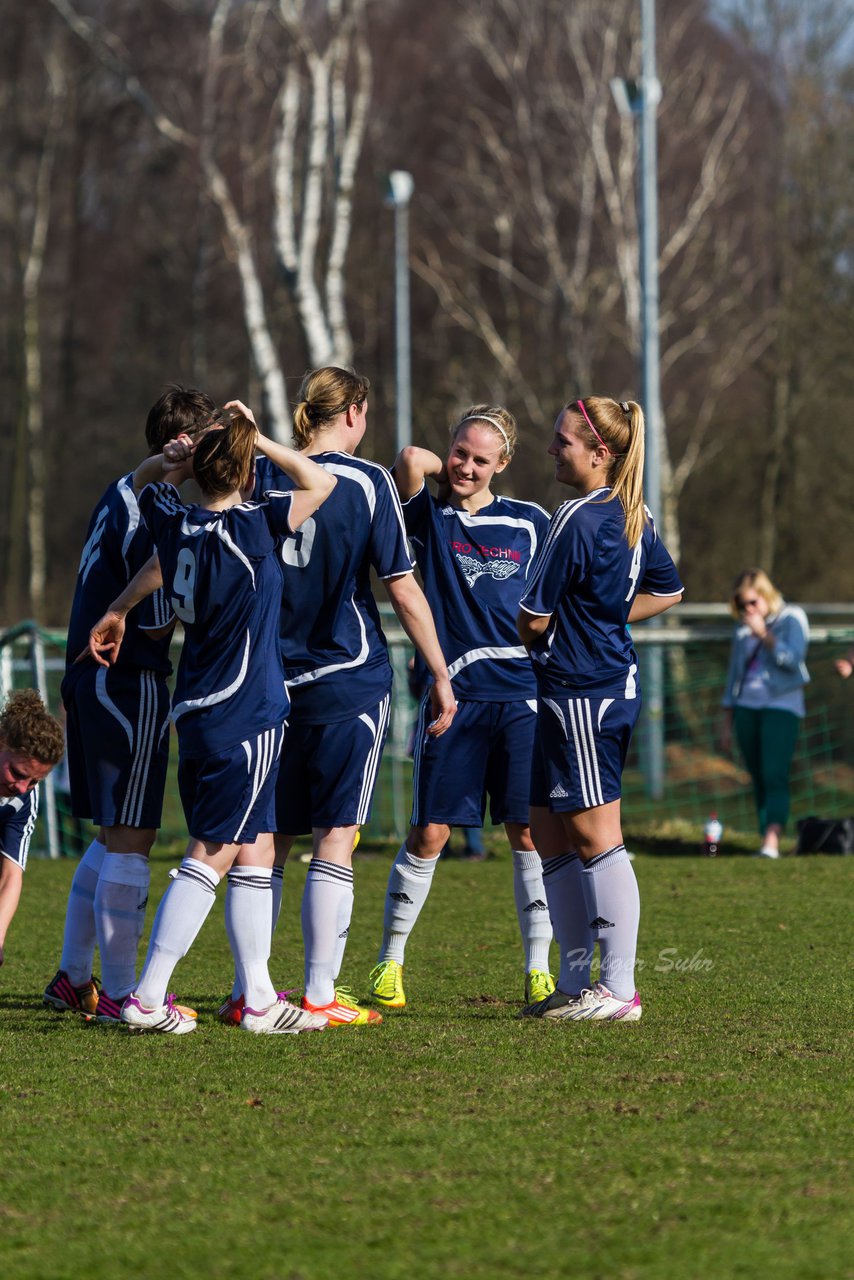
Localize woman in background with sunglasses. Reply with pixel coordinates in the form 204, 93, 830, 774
720, 570, 810, 859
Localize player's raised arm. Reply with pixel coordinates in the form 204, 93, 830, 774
392, 446, 446, 502
254, 433, 336, 529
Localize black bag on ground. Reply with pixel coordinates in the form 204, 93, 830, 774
794, 816, 854, 855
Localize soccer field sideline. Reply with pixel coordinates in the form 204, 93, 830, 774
2, 850, 851, 1280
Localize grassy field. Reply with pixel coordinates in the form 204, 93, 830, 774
1, 844, 851, 1280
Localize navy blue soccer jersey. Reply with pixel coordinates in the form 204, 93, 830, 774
139, 482, 293, 757
403, 486, 550, 701
520, 488, 683, 698
65, 474, 174, 675
254, 453, 413, 724
0, 791, 39, 872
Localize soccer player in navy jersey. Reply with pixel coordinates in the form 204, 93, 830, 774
517, 397, 683, 1022
0, 691, 65, 968
90, 410, 336, 1034
367, 405, 556, 1012
43, 386, 215, 1022
218, 367, 455, 1029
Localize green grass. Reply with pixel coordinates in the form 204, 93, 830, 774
1, 847, 852, 1280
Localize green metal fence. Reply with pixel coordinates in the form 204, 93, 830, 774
2, 608, 853, 854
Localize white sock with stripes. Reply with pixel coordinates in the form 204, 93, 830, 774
332, 880, 355, 983
94, 852, 151, 1000
226, 867, 277, 1012
542, 852, 595, 994
59, 838, 106, 985
379, 844, 440, 964
512, 849, 553, 973
580, 845, 640, 1001
302, 860, 354, 1006
135, 858, 220, 1009
230, 863, 285, 1001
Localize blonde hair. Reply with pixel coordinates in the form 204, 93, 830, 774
566, 397, 646, 547
292, 367, 370, 449
0, 689, 64, 766
729, 569, 784, 621
451, 404, 517, 462
193, 414, 258, 499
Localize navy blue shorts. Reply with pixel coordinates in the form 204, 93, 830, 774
178, 724, 283, 844
411, 697, 536, 828
275, 693, 390, 834
530, 694, 641, 812
62, 664, 171, 829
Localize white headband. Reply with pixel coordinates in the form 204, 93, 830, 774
456, 414, 511, 453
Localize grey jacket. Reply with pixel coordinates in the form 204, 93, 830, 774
722, 603, 810, 707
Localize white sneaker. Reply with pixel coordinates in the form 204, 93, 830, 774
121, 992, 197, 1034
241, 994, 328, 1034
756, 846, 781, 859
543, 982, 642, 1022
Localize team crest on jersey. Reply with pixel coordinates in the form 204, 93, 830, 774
457, 553, 520, 589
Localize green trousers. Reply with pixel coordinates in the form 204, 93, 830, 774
733, 706, 800, 835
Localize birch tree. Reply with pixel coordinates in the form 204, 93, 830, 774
49, 0, 373, 440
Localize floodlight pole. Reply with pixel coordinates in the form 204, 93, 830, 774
612, 0, 665, 799
639, 0, 666, 802
387, 170, 414, 454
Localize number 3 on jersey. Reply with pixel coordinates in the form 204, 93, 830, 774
280, 517, 316, 568
171, 547, 197, 622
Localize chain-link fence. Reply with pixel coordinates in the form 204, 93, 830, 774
3, 606, 853, 854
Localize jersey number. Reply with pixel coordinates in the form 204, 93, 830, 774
625, 542, 642, 603
171, 548, 197, 622
280, 518, 316, 568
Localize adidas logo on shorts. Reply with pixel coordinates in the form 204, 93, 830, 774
549, 782, 569, 799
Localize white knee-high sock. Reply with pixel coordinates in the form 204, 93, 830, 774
332, 879, 354, 983
302, 860, 353, 1006
230, 863, 285, 1001
512, 849, 553, 973
135, 858, 220, 1008
225, 867, 277, 1012
94, 852, 151, 1000
379, 844, 440, 964
542, 852, 595, 995
59, 839, 106, 985
580, 845, 640, 1001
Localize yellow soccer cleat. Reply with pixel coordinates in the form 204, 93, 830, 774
368, 959, 406, 1009
524, 969, 556, 1005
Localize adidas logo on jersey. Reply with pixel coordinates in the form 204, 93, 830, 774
549, 782, 569, 799
589, 916, 615, 929
524, 899, 548, 912
390, 891, 413, 904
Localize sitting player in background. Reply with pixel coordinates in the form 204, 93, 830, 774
91, 407, 336, 1034
0, 690, 65, 967
217, 366, 454, 1030
517, 396, 683, 1022
44, 386, 215, 1021
368, 405, 554, 1012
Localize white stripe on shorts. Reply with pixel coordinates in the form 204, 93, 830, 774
355, 693, 391, 825
234, 725, 283, 843
566, 698, 604, 809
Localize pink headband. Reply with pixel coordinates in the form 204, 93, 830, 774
575, 399, 618, 455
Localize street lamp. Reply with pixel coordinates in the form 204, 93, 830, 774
387, 170, 414, 455
612, 0, 666, 800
